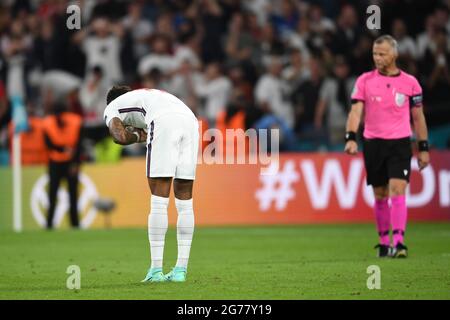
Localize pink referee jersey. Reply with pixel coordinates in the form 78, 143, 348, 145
351, 69, 423, 139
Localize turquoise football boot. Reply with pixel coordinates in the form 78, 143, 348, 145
141, 267, 167, 282
165, 266, 187, 282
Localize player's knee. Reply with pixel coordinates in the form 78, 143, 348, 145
148, 177, 172, 197
373, 187, 389, 200
173, 179, 193, 200
374, 193, 388, 201
174, 191, 192, 200
389, 183, 406, 196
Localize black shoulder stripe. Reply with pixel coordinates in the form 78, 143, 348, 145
118, 107, 147, 116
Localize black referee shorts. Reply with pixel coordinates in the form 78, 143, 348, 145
362, 137, 412, 187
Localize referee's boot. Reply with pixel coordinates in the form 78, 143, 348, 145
391, 243, 408, 258
374, 244, 391, 258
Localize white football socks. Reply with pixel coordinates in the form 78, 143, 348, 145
148, 195, 169, 269
175, 198, 195, 269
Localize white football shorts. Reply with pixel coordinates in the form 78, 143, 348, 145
145, 113, 199, 180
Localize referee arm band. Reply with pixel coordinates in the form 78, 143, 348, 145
345, 131, 357, 142
418, 140, 429, 152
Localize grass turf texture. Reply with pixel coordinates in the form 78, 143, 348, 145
0, 223, 449, 300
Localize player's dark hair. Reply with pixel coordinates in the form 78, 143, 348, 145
106, 85, 132, 105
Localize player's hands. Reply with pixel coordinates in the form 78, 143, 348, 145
135, 128, 147, 143
418, 151, 430, 171
125, 126, 147, 143
344, 141, 358, 155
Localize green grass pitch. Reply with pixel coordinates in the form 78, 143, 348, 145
0, 223, 449, 299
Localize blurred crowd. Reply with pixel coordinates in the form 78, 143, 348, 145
1, 0, 450, 165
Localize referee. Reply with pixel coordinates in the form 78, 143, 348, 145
344, 35, 430, 258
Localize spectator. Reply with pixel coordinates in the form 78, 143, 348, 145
308, 4, 335, 35
31, 19, 58, 71
79, 66, 110, 145
421, 31, 450, 124
121, 1, 153, 60
225, 12, 255, 66
1, 18, 32, 100
314, 55, 355, 147
194, 62, 232, 125
287, 17, 312, 61
282, 48, 309, 93
434, 5, 450, 35
416, 15, 439, 60
73, 17, 124, 84
174, 33, 201, 71
141, 68, 169, 91
227, 64, 253, 104
291, 57, 325, 143
247, 11, 263, 40
154, 12, 176, 40
0, 79, 7, 116
169, 59, 202, 109
270, 0, 300, 39
187, 0, 227, 63
255, 56, 294, 128
258, 23, 286, 67
243, 0, 270, 26
352, 33, 374, 76
330, 5, 360, 59
0, 80, 10, 140
392, 19, 417, 59
138, 34, 176, 77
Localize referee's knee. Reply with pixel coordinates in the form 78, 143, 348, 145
373, 186, 389, 200
389, 182, 407, 196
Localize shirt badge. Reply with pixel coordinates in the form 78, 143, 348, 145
395, 92, 405, 107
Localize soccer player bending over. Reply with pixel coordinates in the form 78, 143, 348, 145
104, 86, 199, 282
344, 35, 430, 258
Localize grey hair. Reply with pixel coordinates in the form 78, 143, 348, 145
374, 34, 398, 55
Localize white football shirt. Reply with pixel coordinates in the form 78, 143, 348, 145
103, 88, 196, 129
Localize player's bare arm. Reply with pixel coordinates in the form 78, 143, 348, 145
344, 101, 364, 155
109, 117, 147, 145
411, 106, 430, 171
